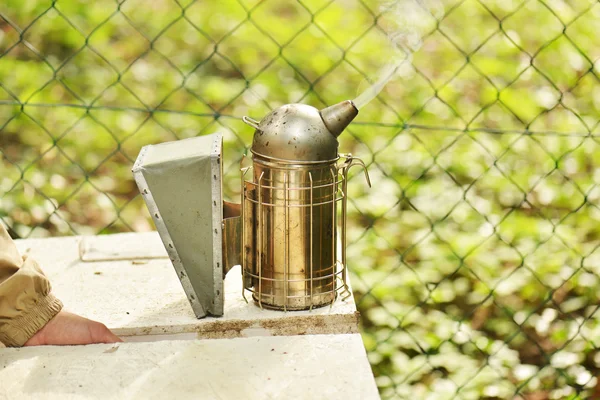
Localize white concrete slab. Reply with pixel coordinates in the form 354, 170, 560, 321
0, 334, 380, 400
78, 231, 168, 261
15, 232, 359, 339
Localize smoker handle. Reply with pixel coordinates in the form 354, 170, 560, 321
242, 116, 261, 130
339, 154, 371, 187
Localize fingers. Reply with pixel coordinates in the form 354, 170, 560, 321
88, 320, 123, 344
23, 310, 123, 346
97, 324, 123, 343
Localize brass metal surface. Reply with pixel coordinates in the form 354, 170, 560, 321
241, 154, 369, 310
240, 100, 367, 311
243, 157, 339, 310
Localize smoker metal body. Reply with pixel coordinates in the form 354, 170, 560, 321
241, 102, 369, 310
133, 100, 369, 317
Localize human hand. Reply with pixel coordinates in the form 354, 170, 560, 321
23, 310, 122, 346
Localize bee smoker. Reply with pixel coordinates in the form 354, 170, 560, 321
132, 100, 370, 318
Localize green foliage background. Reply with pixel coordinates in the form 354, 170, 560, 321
1, 0, 600, 398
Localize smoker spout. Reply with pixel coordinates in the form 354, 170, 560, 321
319, 100, 359, 138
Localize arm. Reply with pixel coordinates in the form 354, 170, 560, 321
0, 223, 121, 346
0, 223, 63, 346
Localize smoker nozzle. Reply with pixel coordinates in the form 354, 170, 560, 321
319, 100, 359, 138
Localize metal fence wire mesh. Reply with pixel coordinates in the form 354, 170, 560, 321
2, 0, 600, 398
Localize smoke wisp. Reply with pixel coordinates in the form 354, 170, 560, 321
353, 0, 444, 109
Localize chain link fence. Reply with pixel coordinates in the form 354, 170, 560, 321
2, 0, 600, 398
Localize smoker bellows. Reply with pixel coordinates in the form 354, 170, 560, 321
132, 100, 370, 318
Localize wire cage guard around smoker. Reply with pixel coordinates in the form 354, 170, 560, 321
241, 153, 370, 311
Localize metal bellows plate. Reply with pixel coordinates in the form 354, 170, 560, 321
132, 133, 224, 318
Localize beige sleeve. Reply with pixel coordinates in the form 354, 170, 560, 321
0, 224, 63, 347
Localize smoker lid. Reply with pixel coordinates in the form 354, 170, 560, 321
132, 133, 224, 318
245, 103, 340, 162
